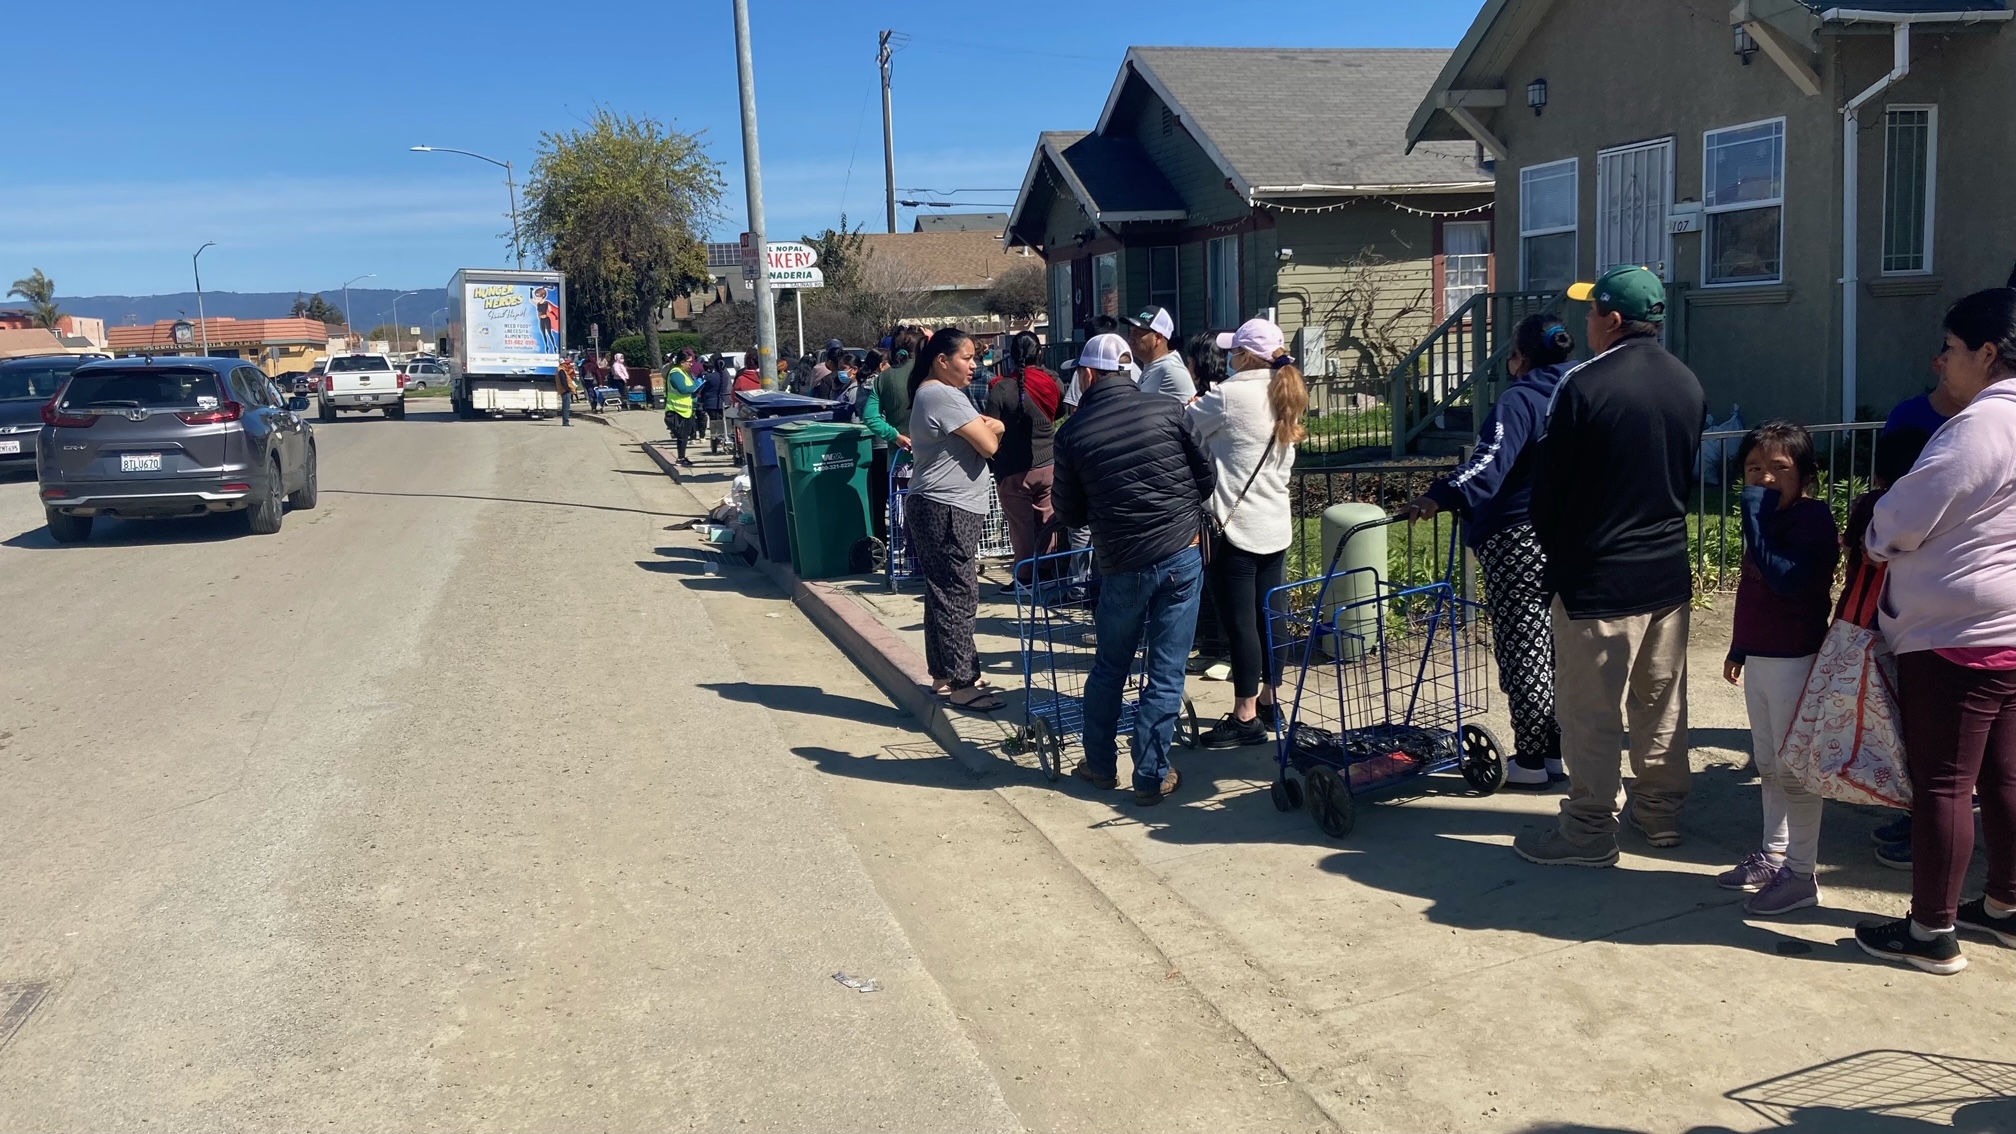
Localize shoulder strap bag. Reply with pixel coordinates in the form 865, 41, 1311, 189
1201, 435, 1276, 566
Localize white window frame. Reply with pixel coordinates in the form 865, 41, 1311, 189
1881, 104, 1937, 277
1206, 234, 1240, 329
1047, 261, 1073, 342
1147, 245, 1180, 329
1595, 137, 1676, 280
1519, 158, 1579, 291
1700, 115, 1786, 288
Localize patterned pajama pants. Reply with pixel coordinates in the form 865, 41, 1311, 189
1478, 523, 1560, 770
907, 495, 985, 689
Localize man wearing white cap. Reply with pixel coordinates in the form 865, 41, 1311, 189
1125, 306, 1195, 401
1053, 332, 1216, 805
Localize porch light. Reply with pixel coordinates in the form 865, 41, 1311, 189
1734, 24, 1759, 64
1526, 78, 1548, 116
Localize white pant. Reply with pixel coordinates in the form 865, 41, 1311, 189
1746, 653, 1823, 874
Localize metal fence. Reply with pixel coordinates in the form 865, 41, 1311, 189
1693, 421, 1883, 593
1288, 461, 1465, 594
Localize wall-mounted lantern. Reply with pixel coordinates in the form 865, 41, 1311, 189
1527, 78, 1548, 116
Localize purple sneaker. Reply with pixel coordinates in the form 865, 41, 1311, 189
1717, 851, 1783, 892
1745, 866, 1820, 917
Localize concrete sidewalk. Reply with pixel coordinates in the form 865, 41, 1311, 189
619, 414, 2016, 1133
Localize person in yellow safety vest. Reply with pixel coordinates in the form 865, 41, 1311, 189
556, 358, 578, 427
664, 348, 702, 469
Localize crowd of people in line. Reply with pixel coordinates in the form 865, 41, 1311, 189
859, 266, 2015, 979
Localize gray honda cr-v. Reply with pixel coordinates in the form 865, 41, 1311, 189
37, 356, 318, 542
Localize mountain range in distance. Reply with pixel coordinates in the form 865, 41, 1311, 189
54, 289, 452, 329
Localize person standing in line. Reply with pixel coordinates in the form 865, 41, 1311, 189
810, 339, 842, 389
1054, 332, 1216, 805
1850, 427, 1934, 871
905, 328, 1005, 712
556, 356, 577, 426
1715, 423, 1840, 916
699, 354, 728, 454
663, 349, 702, 469
865, 325, 925, 454
1183, 333, 1227, 398
1187, 318, 1301, 750
1856, 287, 2016, 976
1403, 315, 1577, 788
608, 353, 631, 410
851, 350, 893, 539
1515, 265, 1707, 867
987, 332, 1064, 588
1127, 307, 1195, 401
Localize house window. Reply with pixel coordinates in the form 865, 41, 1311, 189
1047, 261, 1073, 342
1519, 158, 1578, 292
1882, 106, 1936, 275
1703, 117, 1785, 285
1148, 246, 1179, 327
1597, 138, 1674, 278
1206, 235, 1240, 329
1093, 252, 1119, 322
1442, 221, 1491, 315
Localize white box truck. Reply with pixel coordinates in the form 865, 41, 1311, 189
445, 268, 566, 419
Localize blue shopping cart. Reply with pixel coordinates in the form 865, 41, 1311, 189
1265, 515, 1506, 837
1010, 546, 1199, 781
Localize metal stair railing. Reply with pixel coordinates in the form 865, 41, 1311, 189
1388, 290, 1560, 457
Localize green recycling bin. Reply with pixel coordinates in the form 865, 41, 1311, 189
775, 420, 873, 579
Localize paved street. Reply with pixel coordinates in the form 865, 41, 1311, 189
0, 403, 1325, 1133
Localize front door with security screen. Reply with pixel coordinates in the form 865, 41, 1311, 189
1597, 139, 1674, 279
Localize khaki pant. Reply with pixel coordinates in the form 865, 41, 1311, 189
1551, 599, 1691, 842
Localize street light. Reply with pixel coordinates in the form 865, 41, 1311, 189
411, 145, 524, 269
339, 273, 376, 337
389, 291, 418, 353
192, 242, 216, 356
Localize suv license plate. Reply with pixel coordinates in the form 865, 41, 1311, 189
121, 453, 162, 473
0, 440, 19, 455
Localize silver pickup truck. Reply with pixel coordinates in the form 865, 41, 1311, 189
317, 353, 406, 421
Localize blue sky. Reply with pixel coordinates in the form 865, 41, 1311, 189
2, 0, 1480, 298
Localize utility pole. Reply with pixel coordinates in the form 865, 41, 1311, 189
879, 30, 898, 234
734, 0, 779, 382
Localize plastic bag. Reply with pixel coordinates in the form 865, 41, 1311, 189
1700, 404, 1744, 486
1777, 562, 1911, 808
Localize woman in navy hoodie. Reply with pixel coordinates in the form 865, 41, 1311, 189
1404, 314, 1577, 788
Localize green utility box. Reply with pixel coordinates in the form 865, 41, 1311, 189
1318, 503, 1389, 660
775, 421, 873, 580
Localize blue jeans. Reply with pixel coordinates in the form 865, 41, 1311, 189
1082, 544, 1203, 792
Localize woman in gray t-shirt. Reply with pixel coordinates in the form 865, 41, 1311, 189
906, 328, 1005, 710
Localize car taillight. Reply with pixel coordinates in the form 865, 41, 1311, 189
41, 401, 96, 428
323, 376, 334, 393
176, 401, 244, 425
397, 373, 410, 389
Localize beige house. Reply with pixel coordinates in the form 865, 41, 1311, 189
1007, 47, 1496, 398
1408, 0, 2016, 423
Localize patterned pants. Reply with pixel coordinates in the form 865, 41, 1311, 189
1478, 523, 1560, 769
908, 495, 985, 688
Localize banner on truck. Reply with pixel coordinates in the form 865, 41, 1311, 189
464, 282, 561, 374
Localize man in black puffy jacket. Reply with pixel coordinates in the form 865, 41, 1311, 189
1053, 332, 1216, 805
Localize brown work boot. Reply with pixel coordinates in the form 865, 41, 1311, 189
1071, 762, 1118, 790
1135, 769, 1181, 806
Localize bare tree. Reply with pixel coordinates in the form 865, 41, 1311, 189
1306, 251, 1432, 386
983, 261, 1046, 331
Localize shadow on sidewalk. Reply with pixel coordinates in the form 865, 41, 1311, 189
700, 681, 909, 730
789, 744, 979, 789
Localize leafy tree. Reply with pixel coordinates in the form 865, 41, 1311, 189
984, 261, 1047, 329
291, 294, 345, 325
291, 294, 310, 318
523, 108, 723, 370
801, 215, 868, 292
8, 268, 61, 329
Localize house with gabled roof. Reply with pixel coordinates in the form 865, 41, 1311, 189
1407, 0, 2016, 424
1007, 47, 1496, 407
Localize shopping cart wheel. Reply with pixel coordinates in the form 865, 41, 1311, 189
1458, 724, 1508, 795
1175, 695, 1201, 749
865, 537, 889, 574
1270, 775, 1304, 812
1031, 717, 1063, 782
1304, 766, 1355, 837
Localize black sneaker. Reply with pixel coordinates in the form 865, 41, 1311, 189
1199, 715, 1268, 750
1956, 898, 2016, 948
1257, 703, 1281, 731
1855, 916, 1967, 975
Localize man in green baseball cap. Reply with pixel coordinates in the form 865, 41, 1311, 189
1567, 264, 1668, 345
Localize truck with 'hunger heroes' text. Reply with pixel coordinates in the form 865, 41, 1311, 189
445, 268, 566, 420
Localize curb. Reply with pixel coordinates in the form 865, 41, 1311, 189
638, 438, 1002, 779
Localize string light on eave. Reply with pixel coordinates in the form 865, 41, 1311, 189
1260, 196, 1494, 218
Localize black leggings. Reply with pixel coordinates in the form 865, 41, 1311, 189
666, 411, 695, 459
1207, 537, 1286, 699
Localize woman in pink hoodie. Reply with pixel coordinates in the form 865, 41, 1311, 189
1856, 288, 2016, 975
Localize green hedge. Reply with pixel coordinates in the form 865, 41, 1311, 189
607, 332, 702, 366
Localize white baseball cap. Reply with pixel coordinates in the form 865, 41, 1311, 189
1215, 317, 1284, 358
1124, 306, 1175, 339
1068, 332, 1130, 373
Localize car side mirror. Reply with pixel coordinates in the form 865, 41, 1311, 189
288, 396, 310, 412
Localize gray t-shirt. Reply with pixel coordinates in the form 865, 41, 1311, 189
909, 381, 995, 514
1137, 353, 1196, 400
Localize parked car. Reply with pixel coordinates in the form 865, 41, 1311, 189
272, 369, 311, 396
317, 353, 405, 420
37, 357, 318, 542
1, 353, 108, 473
400, 358, 448, 391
